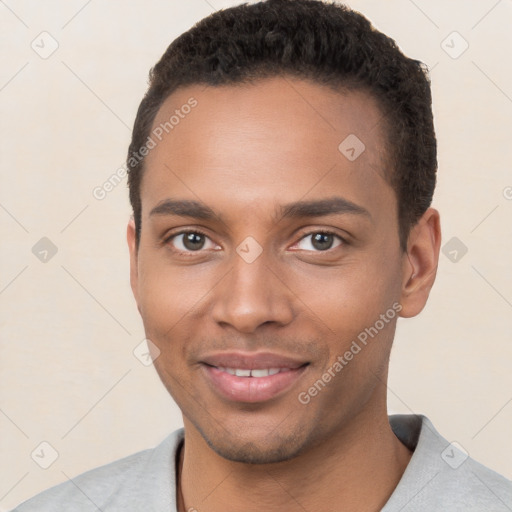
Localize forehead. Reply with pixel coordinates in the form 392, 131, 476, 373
141, 76, 394, 223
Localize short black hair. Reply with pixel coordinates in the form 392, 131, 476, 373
127, 0, 436, 251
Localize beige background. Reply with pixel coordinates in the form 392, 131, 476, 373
1, 0, 511, 509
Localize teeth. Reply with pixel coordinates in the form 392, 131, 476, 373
218, 367, 287, 377
251, 369, 271, 377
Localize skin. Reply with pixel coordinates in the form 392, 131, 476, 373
127, 76, 441, 512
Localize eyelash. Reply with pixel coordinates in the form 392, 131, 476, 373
163, 229, 215, 256
164, 229, 347, 255
293, 229, 346, 251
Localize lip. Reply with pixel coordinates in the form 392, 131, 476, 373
200, 351, 307, 370
200, 351, 309, 403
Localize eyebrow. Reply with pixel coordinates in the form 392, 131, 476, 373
150, 199, 219, 220
278, 197, 371, 221
149, 196, 371, 223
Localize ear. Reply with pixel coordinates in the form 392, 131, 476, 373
127, 216, 140, 308
399, 207, 441, 318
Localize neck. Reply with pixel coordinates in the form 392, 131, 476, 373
176, 407, 412, 512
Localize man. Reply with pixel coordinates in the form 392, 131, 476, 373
12, 0, 512, 510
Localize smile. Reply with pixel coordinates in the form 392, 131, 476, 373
201, 363, 308, 403
214, 367, 292, 377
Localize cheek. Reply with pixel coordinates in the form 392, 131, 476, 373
289, 254, 401, 333
136, 254, 215, 337
137, 258, 181, 333
137, 265, 195, 378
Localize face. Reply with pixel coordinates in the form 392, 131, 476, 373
128, 77, 424, 463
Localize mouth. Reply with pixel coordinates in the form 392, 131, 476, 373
208, 367, 295, 377
200, 352, 310, 403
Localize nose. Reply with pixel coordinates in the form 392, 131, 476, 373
211, 253, 295, 334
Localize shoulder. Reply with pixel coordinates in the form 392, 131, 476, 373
430, 449, 512, 510
11, 429, 183, 512
420, 453, 512, 511
386, 415, 512, 511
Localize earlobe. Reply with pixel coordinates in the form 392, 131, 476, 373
399, 208, 441, 318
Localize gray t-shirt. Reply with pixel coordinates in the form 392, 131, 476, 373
11, 414, 512, 511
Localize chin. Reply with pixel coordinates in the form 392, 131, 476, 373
195, 421, 312, 464
205, 436, 305, 464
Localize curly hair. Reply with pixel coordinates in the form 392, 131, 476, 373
127, 0, 437, 251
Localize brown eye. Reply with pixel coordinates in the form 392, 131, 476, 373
311, 233, 335, 251
295, 232, 343, 252
182, 232, 205, 251
167, 231, 218, 253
